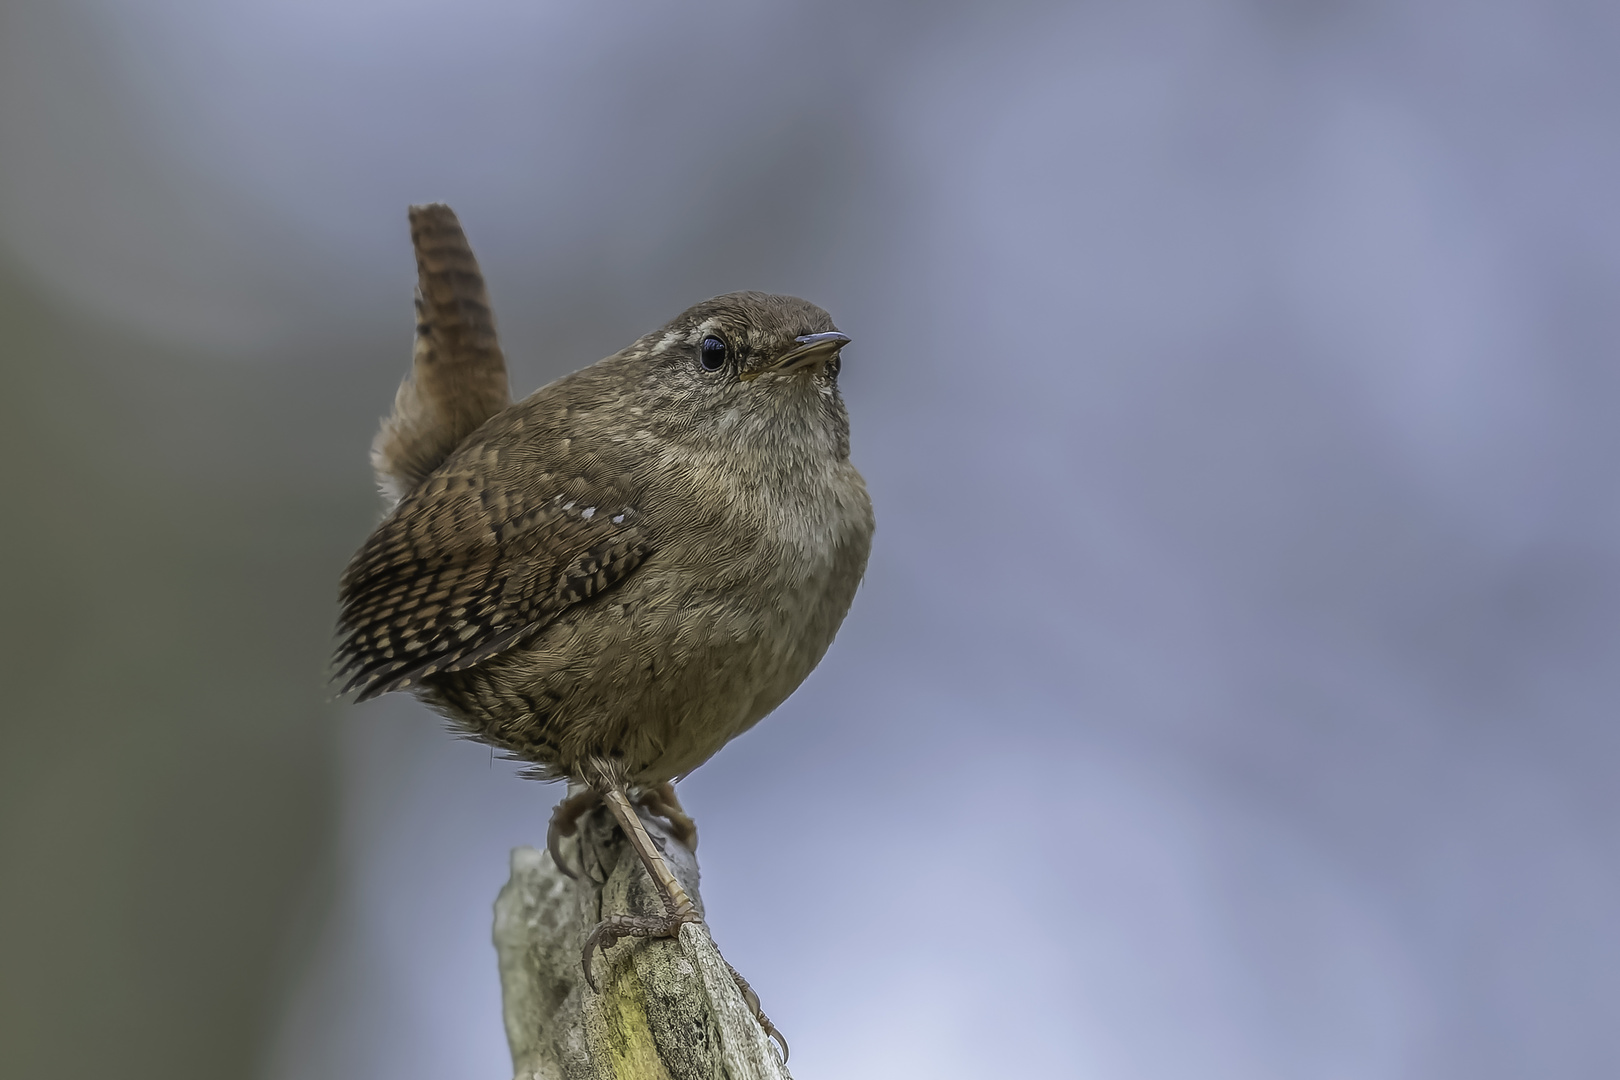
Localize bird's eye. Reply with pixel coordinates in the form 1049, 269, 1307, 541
699, 336, 727, 371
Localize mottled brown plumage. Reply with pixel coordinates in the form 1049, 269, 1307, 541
337, 285, 872, 785
333, 207, 871, 1050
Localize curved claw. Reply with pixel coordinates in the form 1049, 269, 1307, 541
724, 959, 789, 1063
580, 912, 699, 993
546, 789, 601, 880
547, 819, 579, 880
761, 1015, 789, 1064
546, 817, 577, 880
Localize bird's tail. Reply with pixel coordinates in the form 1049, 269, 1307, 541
371, 203, 512, 506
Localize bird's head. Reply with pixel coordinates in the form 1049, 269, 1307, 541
628, 291, 854, 463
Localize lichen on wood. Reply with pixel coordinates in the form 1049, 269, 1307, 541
494, 805, 791, 1080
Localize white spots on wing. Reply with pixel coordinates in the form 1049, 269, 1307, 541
581, 507, 596, 520
562, 502, 575, 511
611, 514, 625, 524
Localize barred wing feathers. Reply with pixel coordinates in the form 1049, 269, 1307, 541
335, 456, 651, 700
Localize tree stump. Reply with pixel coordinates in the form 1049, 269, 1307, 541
493, 803, 792, 1080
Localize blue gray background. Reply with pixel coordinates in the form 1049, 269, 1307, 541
2, 1, 1618, 1077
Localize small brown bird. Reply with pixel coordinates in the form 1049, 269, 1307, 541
334, 205, 873, 1050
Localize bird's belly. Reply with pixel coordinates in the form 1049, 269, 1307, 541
429, 480, 871, 783
611, 526, 866, 782
632, 560, 853, 779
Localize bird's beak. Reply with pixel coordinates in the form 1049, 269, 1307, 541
739, 331, 851, 382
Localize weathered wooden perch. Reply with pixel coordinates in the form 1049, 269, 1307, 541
494, 803, 792, 1080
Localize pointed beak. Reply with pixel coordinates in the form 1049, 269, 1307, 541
739, 331, 851, 381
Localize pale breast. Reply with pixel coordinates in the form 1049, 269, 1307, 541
624, 458, 872, 780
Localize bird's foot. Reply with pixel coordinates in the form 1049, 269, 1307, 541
723, 957, 790, 1063
577, 782, 783, 1058
580, 909, 703, 992
546, 788, 601, 879
579, 912, 789, 1062
634, 781, 698, 852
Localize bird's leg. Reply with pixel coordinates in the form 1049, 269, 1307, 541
580, 784, 789, 1061
546, 787, 600, 880
634, 780, 698, 852
580, 785, 701, 991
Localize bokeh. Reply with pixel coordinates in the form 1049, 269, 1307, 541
3, 1, 1618, 1077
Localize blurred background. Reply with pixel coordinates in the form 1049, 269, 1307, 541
2, 0, 1618, 1077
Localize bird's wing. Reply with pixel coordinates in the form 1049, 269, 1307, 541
371, 204, 513, 506
334, 445, 651, 701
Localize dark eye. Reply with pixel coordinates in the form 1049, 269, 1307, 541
699, 336, 727, 372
